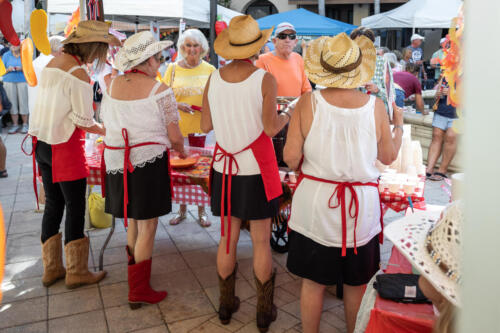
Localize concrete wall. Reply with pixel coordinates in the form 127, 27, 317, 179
352, 4, 369, 26
230, 0, 297, 13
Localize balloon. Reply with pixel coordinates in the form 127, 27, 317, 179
0, 0, 20, 46
65, 7, 81, 37
215, 20, 228, 36
21, 38, 37, 87
30, 9, 52, 56
0, 58, 6, 77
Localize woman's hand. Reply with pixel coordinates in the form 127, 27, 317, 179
178, 102, 194, 114
364, 82, 380, 94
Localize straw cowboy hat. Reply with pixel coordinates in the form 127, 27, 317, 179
384, 201, 463, 307
304, 33, 376, 89
114, 31, 173, 72
214, 15, 273, 60
63, 20, 121, 46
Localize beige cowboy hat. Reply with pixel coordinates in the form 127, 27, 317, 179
304, 33, 376, 89
62, 20, 121, 46
214, 15, 273, 60
384, 201, 463, 307
114, 31, 173, 72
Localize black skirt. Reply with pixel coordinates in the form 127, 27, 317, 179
210, 170, 279, 220
105, 152, 172, 220
286, 230, 380, 286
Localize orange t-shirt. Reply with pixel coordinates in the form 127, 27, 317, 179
255, 52, 312, 97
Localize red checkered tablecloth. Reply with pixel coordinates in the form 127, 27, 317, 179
86, 144, 213, 206
380, 178, 426, 213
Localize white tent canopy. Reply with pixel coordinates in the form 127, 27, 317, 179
47, 0, 241, 28
361, 0, 462, 29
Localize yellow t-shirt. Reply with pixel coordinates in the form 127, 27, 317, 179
162, 60, 215, 137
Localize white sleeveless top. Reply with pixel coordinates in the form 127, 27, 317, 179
29, 65, 96, 144
207, 69, 266, 175
289, 91, 381, 248
100, 80, 179, 173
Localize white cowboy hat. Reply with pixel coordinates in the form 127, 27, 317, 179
114, 31, 173, 72
384, 201, 463, 307
304, 33, 376, 89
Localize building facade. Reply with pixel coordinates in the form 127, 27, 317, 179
229, 0, 408, 25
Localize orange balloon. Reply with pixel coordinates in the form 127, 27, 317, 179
0, 203, 5, 304
21, 38, 37, 87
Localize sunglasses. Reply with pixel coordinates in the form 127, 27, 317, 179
277, 33, 297, 40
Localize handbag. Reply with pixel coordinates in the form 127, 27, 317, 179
373, 273, 431, 304
88, 191, 112, 229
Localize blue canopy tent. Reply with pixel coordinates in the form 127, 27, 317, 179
256, 8, 357, 36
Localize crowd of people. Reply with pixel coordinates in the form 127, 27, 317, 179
0, 14, 462, 333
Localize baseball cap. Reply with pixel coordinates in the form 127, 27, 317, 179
440, 37, 447, 44
411, 33, 425, 41
275, 22, 296, 35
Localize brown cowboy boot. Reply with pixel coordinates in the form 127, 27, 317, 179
218, 263, 240, 325
64, 237, 106, 289
41, 233, 66, 287
255, 269, 277, 333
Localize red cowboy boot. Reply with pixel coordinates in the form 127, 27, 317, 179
128, 258, 167, 309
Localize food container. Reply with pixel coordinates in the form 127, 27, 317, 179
403, 182, 415, 195
388, 181, 401, 193
279, 170, 287, 181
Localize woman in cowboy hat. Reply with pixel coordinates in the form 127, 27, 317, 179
283, 33, 404, 333
28, 20, 119, 289
385, 201, 463, 333
100, 31, 185, 309
201, 15, 292, 332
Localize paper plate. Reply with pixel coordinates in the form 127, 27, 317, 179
171, 157, 198, 169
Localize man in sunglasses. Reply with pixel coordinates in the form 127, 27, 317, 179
255, 22, 311, 97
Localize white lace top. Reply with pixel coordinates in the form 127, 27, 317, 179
28, 66, 96, 144
100, 80, 179, 173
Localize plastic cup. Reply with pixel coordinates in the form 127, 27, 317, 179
288, 172, 297, 183
279, 170, 287, 181
403, 182, 415, 195
388, 181, 401, 193
188, 133, 206, 147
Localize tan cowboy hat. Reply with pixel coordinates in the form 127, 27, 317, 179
62, 20, 121, 46
114, 31, 173, 72
384, 201, 463, 307
214, 15, 273, 60
304, 33, 376, 89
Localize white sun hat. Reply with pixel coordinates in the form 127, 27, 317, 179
114, 31, 173, 72
411, 33, 425, 41
384, 201, 463, 307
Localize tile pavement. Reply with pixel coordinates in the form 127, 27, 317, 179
0, 129, 451, 332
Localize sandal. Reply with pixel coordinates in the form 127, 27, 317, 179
429, 172, 448, 181
198, 209, 212, 228
169, 210, 187, 225
0, 170, 7, 178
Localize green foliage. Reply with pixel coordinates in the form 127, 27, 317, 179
217, 0, 231, 8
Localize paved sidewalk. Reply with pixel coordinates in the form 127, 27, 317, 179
0, 128, 450, 333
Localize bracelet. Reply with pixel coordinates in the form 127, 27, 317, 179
280, 110, 291, 120
393, 125, 404, 134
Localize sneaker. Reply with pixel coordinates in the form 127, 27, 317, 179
8, 126, 18, 134
21, 124, 29, 134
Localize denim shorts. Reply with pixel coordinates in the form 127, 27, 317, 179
432, 112, 454, 130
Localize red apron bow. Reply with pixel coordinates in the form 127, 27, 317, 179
209, 131, 282, 254
101, 128, 172, 227
297, 173, 383, 256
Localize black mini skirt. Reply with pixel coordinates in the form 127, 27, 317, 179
104, 152, 172, 220
210, 170, 279, 221
286, 230, 380, 286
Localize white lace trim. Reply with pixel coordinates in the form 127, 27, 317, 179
106, 151, 165, 174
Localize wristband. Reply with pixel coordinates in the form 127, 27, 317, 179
393, 125, 404, 134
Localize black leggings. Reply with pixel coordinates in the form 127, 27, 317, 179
35, 140, 86, 244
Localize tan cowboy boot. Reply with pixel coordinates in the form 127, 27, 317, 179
41, 233, 66, 287
255, 269, 277, 333
218, 264, 240, 324
64, 237, 106, 289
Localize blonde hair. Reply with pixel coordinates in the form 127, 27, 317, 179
433, 301, 456, 333
177, 29, 209, 59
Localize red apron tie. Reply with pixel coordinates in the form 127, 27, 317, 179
297, 173, 383, 256
209, 143, 243, 254
101, 128, 170, 227
21, 134, 39, 211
